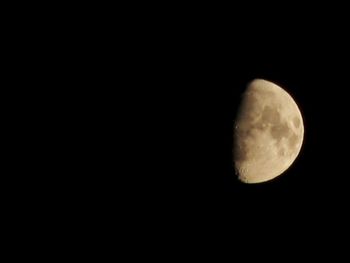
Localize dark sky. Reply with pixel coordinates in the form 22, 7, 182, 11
133, 28, 350, 242
99, 7, 350, 257
52, 10, 349, 252
13, 4, 350, 257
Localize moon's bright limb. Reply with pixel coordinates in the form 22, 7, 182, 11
233, 79, 304, 184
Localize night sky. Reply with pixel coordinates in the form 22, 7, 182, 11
105, 6, 350, 258
12, 4, 350, 258
86, 13, 350, 255
137, 28, 350, 244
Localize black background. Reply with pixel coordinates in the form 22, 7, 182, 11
142, 36, 339, 199
12, 5, 349, 256
120, 13, 350, 249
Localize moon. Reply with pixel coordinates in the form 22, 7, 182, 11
233, 79, 304, 184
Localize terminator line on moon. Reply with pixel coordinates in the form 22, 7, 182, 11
233, 79, 304, 184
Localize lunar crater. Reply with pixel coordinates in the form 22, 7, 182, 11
261, 106, 281, 124
278, 148, 286, 156
293, 116, 301, 128
270, 122, 290, 141
288, 133, 299, 149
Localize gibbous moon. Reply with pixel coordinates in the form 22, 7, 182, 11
233, 79, 304, 184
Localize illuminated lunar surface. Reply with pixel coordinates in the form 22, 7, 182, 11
233, 79, 304, 184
